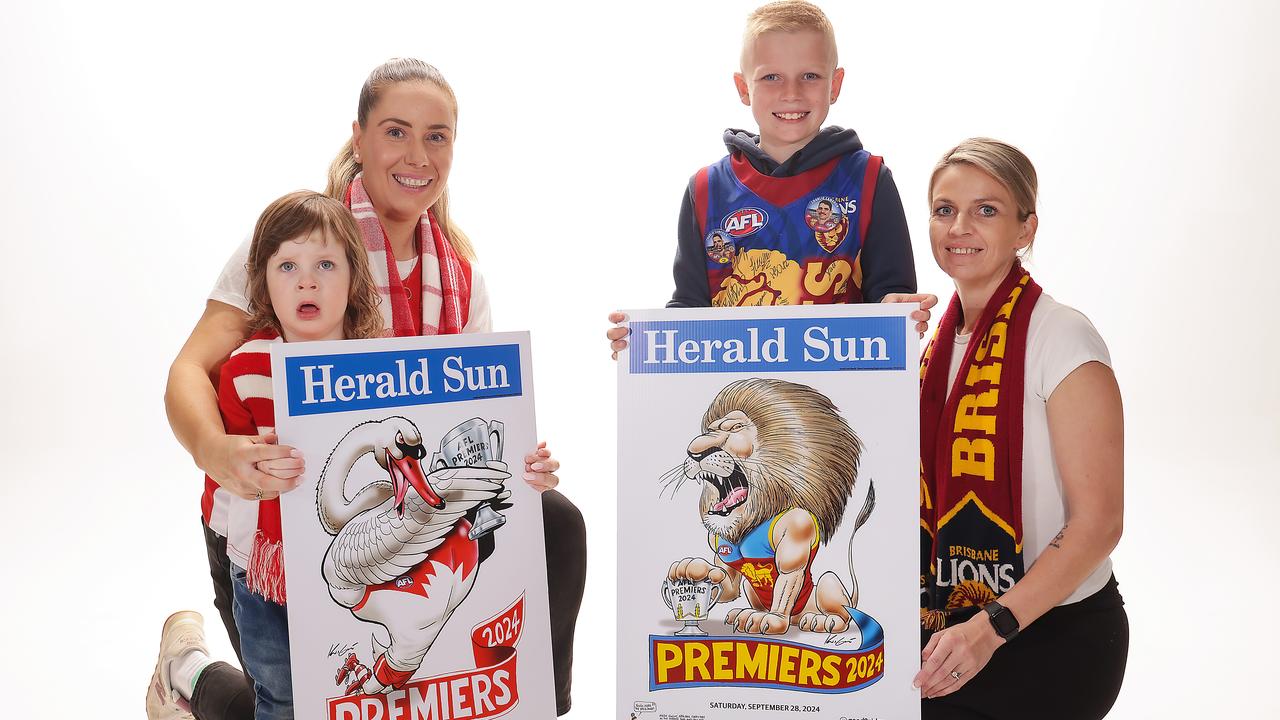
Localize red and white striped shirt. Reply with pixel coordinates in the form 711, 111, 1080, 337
200, 329, 280, 567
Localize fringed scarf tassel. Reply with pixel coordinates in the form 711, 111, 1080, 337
247, 528, 288, 605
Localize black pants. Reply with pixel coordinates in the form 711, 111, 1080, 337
921, 575, 1129, 720
191, 522, 255, 720
192, 489, 587, 719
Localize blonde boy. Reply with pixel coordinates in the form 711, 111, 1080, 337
667, 1, 919, 309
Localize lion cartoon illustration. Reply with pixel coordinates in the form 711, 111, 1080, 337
665, 378, 874, 635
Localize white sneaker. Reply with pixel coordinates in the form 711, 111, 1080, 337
146, 611, 207, 720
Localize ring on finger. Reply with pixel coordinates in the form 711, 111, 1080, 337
949, 669, 963, 681
254, 489, 263, 500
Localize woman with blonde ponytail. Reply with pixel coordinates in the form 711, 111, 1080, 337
153, 58, 586, 720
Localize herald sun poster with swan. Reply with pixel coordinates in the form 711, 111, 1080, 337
270, 331, 555, 720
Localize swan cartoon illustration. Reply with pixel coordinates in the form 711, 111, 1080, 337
316, 415, 511, 694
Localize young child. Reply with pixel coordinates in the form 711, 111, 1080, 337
154, 190, 565, 720
608, 0, 933, 353
148, 191, 386, 720
227, 191, 388, 720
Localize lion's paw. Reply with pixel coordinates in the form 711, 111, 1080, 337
726, 609, 789, 634
668, 557, 725, 584
798, 612, 849, 633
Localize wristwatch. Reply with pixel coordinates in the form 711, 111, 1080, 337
982, 600, 1020, 641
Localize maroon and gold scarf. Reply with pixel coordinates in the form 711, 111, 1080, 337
919, 263, 1042, 630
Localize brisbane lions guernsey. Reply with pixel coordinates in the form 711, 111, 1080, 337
694, 149, 882, 306
709, 510, 821, 616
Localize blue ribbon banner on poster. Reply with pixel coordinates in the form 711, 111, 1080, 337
284, 343, 523, 416
627, 317, 905, 374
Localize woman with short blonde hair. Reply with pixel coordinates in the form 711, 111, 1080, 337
915, 138, 1127, 719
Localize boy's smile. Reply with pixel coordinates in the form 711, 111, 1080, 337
736, 30, 844, 164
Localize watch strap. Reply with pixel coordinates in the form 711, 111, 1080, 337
983, 600, 1020, 641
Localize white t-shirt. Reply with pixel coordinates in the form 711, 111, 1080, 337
944, 294, 1114, 606
208, 234, 493, 333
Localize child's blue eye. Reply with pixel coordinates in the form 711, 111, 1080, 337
280, 261, 296, 272
803, 72, 821, 81
319, 260, 336, 271
762, 73, 780, 81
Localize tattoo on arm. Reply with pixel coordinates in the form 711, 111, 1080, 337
1048, 524, 1068, 549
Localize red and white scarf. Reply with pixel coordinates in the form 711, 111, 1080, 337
344, 173, 469, 337
919, 263, 1042, 630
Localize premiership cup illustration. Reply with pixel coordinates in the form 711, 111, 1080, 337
661, 578, 722, 636
432, 418, 507, 539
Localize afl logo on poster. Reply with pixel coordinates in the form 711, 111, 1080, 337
722, 207, 767, 238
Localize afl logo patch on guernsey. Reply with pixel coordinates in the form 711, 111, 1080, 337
722, 207, 767, 238
718, 544, 733, 556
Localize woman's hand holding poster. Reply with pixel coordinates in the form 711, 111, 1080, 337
617, 305, 921, 720
271, 332, 555, 720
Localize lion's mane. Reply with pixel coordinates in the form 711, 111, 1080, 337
700, 378, 861, 543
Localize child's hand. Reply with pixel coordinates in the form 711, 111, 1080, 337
607, 311, 630, 360
881, 293, 939, 338
205, 432, 303, 501
253, 434, 306, 498
523, 442, 560, 492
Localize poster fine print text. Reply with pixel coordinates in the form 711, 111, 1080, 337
618, 306, 920, 720
273, 332, 555, 720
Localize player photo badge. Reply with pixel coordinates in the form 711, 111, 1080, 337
705, 230, 735, 264
806, 197, 851, 253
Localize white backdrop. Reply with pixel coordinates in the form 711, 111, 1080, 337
1, 1, 1275, 717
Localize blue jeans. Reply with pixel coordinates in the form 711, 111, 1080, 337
230, 563, 293, 720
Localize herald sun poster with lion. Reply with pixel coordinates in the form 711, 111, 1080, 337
617, 305, 920, 720
269, 332, 556, 720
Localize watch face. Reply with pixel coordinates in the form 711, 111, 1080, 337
986, 602, 1019, 638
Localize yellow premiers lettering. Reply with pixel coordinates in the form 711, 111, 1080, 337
798, 649, 822, 686
712, 642, 734, 681
737, 642, 770, 681
778, 645, 800, 684
687, 641, 711, 681
655, 643, 681, 683
821, 654, 843, 686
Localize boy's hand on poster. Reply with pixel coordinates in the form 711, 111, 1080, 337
523, 442, 559, 492
205, 432, 302, 500
881, 293, 939, 338
607, 311, 630, 359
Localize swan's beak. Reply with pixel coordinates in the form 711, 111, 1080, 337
386, 448, 446, 513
